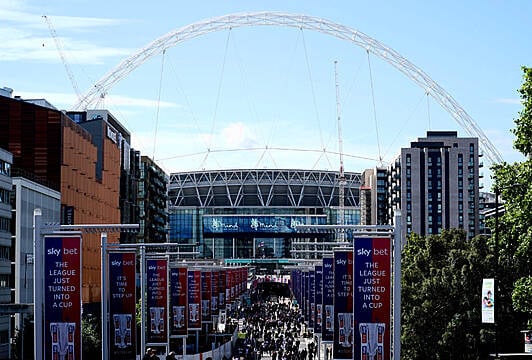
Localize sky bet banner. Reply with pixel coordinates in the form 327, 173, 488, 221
109, 252, 136, 360
170, 267, 188, 337
314, 265, 323, 335
44, 235, 82, 360
322, 257, 334, 343
211, 270, 220, 315
218, 269, 226, 311
333, 250, 354, 360
309, 270, 316, 330
201, 271, 212, 323
354, 237, 391, 360
188, 270, 202, 330
146, 259, 168, 343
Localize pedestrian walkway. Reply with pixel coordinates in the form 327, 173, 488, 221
231, 292, 318, 360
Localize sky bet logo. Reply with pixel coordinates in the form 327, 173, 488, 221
357, 247, 389, 256
336, 258, 346, 266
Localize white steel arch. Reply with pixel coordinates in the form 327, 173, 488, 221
74, 11, 503, 164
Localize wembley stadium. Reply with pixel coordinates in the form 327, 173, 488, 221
167, 168, 363, 272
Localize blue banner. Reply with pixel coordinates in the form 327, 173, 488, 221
333, 250, 354, 360
146, 259, 168, 343
170, 267, 188, 337
203, 215, 326, 234
309, 270, 315, 331
109, 252, 136, 359
44, 235, 82, 360
322, 257, 334, 342
188, 270, 202, 330
314, 265, 323, 335
354, 237, 391, 360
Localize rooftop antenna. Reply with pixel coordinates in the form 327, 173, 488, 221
335, 61, 346, 242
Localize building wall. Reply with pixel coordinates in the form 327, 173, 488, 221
0, 96, 62, 191
0, 149, 12, 360
11, 177, 60, 335
61, 119, 120, 303
0, 95, 121, 305
390, 131, 481, 239
138, 156, 168, 244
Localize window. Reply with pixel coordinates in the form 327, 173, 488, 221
0, 246, 8, 260
0, 159, 10, 176
0, 188, 10, 204
0, 217, 10, 232
0, 274, 8, 288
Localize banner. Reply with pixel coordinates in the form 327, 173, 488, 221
44, 235, 82, 360
212, 270, 220, 315
146, 259, 168, 343
201, 271, 212, 323
225, 269, 232, 305
309, 270, 316, 331
188, 270, 202, 330
354, 237, 391, 360
203, 215, 326, 234
333, 250, 354, 360
109, 252, 136, 360
219, 269, 226, 310
322, 257, 334, 342
481, 278, 495, 324
170, 267, 188, 337
314, 265, 323, 335
302, 271, 308, 324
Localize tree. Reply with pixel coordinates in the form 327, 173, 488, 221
401, 229, 494, 359
82, 315, 102, 358
491, 66, 532, 332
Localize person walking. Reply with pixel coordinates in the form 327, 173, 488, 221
142, 348, 153, 360
166, 350, 176, 360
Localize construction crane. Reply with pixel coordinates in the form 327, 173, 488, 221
42, 15, 82, 101
334, 61, 347, 242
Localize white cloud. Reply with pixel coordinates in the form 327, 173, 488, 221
14, 91, 180, 111
220, 122, 259, 148
494, 98, 521, 105
0, 3, 131, 63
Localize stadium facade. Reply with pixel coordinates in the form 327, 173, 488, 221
168, 169, 362, 272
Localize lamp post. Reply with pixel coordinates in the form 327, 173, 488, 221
494, 186, 500, 359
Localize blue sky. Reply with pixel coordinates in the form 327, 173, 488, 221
1, 0, 530, 189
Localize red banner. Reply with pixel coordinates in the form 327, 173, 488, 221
188, 270, 202, 330
170, 267, 188, 337
44, 235, 82, 360
109, 252, 136, 360
146, 259, 168, 343
354, 237, 391, 360
333, 250, 354, 360
201, 271, 212, 323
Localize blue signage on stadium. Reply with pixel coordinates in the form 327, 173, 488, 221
203, 215, 326, 234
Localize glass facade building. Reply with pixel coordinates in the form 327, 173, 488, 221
168, 169, 361, 270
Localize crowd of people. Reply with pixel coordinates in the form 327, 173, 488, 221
232, 292, 318, 360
